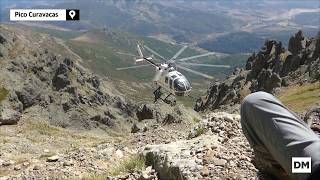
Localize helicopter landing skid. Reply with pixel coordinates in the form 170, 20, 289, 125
153, 87, 176, 106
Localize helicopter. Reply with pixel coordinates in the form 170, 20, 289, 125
116, 44, 230, 105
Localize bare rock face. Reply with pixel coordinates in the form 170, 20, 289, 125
195, 31, 320, 112
52, 63, 71, 90
288, 30, 306, 55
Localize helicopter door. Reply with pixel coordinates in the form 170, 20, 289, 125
169, 78, 173, 89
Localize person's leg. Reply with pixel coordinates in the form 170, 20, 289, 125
241, 92, 320, 180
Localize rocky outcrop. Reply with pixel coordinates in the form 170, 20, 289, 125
136, 102, 191, 124
15, 84, 41, 110
136, 104, 154, 121
140, 112, 257, 179
52, 63, 71, 90
195, 31, 320, 111
0, 25, 135, 130
142, 135, 219, 180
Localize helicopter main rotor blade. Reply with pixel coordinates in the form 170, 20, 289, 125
137, 44, 144, 57
143, 45, 167, 61
115, 52, 139, 57
176, 65, 214, 79
170, 45, 188, 61
116, 64, 152, 70
178, 62, 231, 68
176, 52, 227, 62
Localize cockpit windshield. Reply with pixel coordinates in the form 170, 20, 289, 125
174, 77, 191, 91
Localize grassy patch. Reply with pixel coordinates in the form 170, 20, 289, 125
109, 155, 146, 176
20, 119, 110, 152
13, 155, 28, 164
82, 174, 109, 180
0, 87, 9, 102
195, 127, 205, 137
25, 121, 61, 136
277, 83, 320, 113
0, 170, 10, 177
2, 138, 9, 144
39, 152, 57, 159
192, 117, 201, 124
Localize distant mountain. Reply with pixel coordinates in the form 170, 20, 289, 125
2, 0, 318, 54
198, 32, 264, 54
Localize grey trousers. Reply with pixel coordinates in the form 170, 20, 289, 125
241, 92, 320, 180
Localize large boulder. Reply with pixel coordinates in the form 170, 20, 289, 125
16, 85, 40, 110
0, 109, 21, 125
90, 114, 115, 127
141, 135, 219, 180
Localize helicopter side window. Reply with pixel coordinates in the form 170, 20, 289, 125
165, 77, 168, 83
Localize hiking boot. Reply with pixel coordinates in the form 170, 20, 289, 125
253, 150, 290, 180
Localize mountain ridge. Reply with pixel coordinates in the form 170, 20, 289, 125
195, 30, 320, 113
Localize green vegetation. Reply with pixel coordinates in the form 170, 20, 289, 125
30, 27, 83, 40
278, 83, 320, 113
195, 127, 205, 137
109, 155, 146, 176
0, 86, 9, 102
188, 126, 206, 139
192, 117, 201, 124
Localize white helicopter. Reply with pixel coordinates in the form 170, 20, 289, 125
116, 44, 230, 104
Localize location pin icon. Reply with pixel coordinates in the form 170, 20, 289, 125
69, 10, 76, 19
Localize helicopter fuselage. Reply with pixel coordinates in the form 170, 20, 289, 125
154, 65, 192, 96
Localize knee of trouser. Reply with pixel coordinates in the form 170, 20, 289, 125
241, 91, 273, 108
241, 91, 274, 119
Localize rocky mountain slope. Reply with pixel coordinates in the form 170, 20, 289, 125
0, 24, 204, 179
195, 31, 320, 112
0, 24, 137, 131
